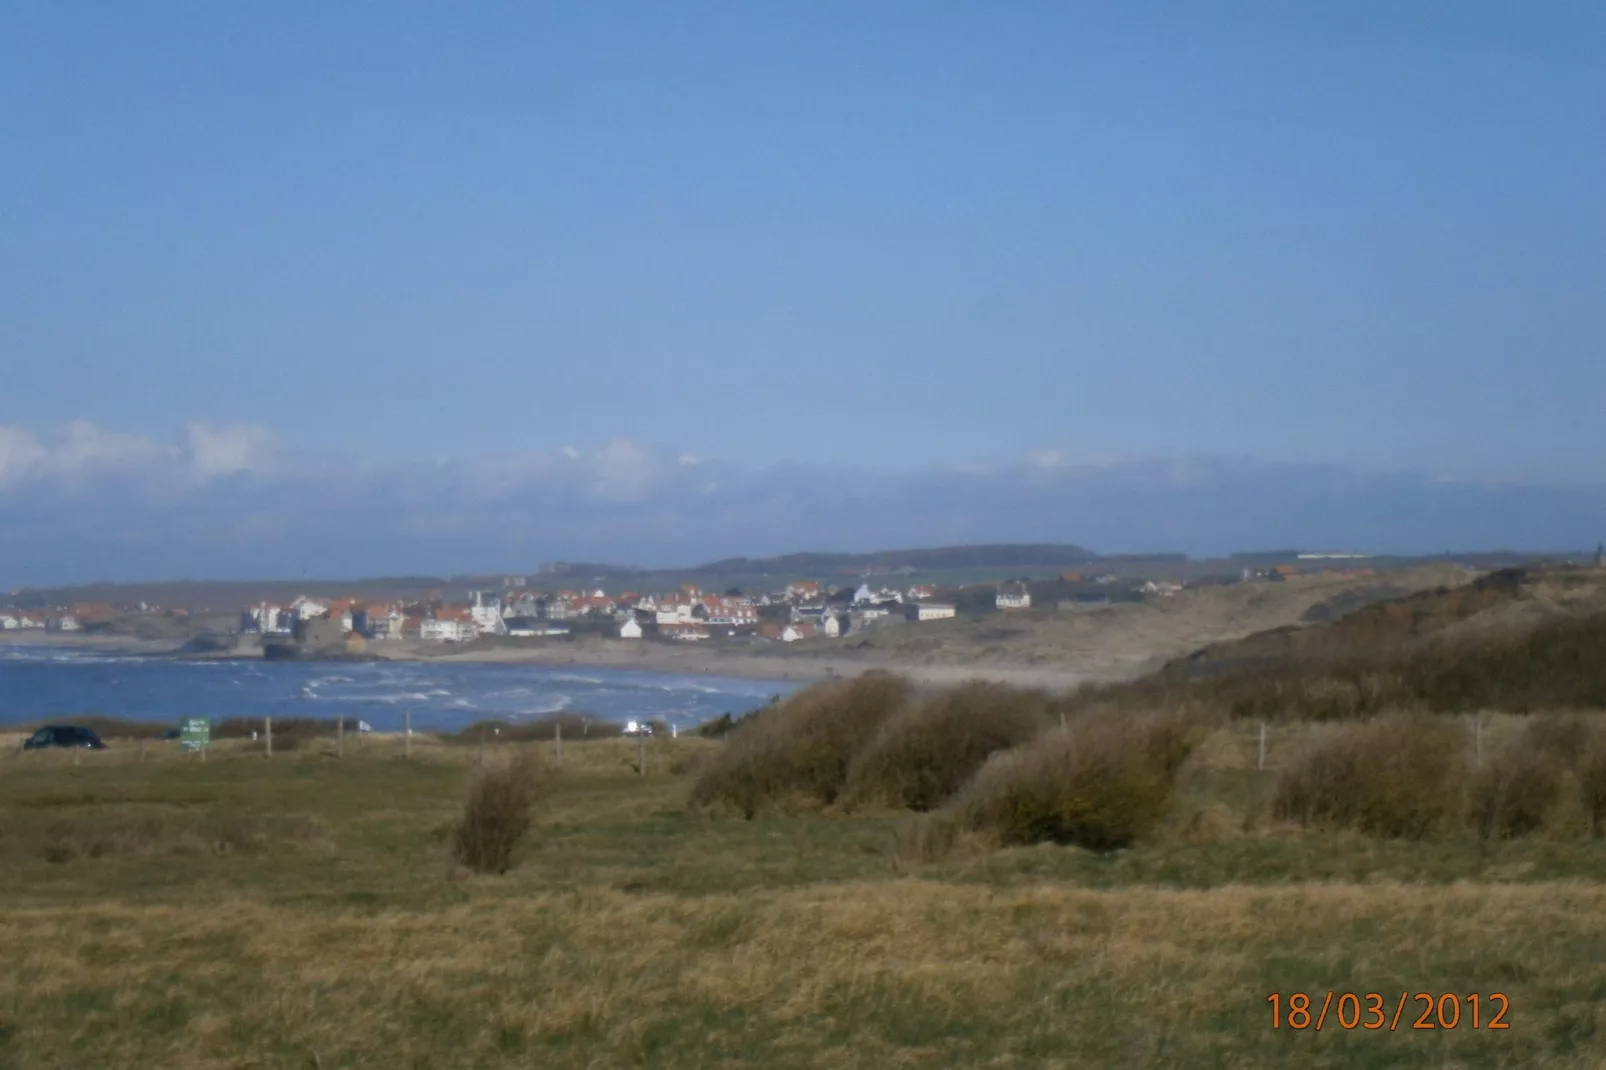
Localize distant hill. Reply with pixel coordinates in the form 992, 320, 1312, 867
689, 544, 1101, 576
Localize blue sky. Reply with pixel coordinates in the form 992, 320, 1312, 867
3, 3, 1604, 583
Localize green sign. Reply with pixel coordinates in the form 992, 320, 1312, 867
179, 717, 210, 751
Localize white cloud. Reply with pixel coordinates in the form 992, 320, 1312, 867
1, 421, 1603, 585
0, 428, 46, 487
181, 423, 279, 479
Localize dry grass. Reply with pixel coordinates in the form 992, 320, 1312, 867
688, 672, 912, 817
842, 681, 1054, 811
4, 726, 1606, 1067
2, 877, 1605, 1068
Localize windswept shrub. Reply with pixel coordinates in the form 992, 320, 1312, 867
843, 682, 1054, 811
1273, 715, 1461, 838
1582, 735, 1606, 838
1516, 713, 1593, 767
452, 751, 547, 874
943, 710, 1208, 852
1469, 745, 1561, 840
688, 672, 912, 817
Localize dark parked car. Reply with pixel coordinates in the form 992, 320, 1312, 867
22, 725, 107, 751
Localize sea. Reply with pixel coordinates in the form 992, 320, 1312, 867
0, 644, 798, 733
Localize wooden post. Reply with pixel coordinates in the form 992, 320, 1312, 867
74, 743, 81, 766
1256, 721, 1267, 772
554, 721, 562, 764
1059, 711, 1068, 735
265, 716, 273, 758
638, 731, 646, 777
404, 710, 412, 759
337, 716, 345, 759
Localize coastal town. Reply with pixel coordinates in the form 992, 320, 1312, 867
7, 550, 1535, 653
232, 579, 986, 647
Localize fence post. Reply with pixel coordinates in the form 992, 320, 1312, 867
1059, 711, 1068, 735
404, 710, 412, 759
1256, 721, 1267, 772
555, 721, 562, 764
638, 731, 646, 778
265, 716, 273, 758
337, 716, 345, 759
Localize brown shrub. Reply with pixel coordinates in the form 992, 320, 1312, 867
1582, 735, 1606, 838
1273, 714, 1462, 838
451, 751, 547, 874
1469, 745, 1562, 840
687, 672, 912, 817
1516, 713, 1593, 767
842, 682, 1054, 811
942, 710, 1209, 852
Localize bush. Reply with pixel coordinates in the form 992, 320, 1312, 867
688, 672, 912, 817
1582, 735, 1606, 838
843, 682, 1054, 811
451, 751, 547, 874
943, 710, 1207, 852
1273, 715, 1462, 838
1469, 745, 1561, 840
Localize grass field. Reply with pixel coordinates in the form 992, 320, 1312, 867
2, 724, 1604, 1069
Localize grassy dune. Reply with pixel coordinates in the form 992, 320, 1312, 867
3, 726, 1606, 1068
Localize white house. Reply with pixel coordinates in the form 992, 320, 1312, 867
781, 622, 818, 642
469, 592, 507, 636
420, 611, 478, 642
655, 597, 697, 625
904, 602, 957, 622
996, 584, 1032, 610
619, 617, 643, 639
290, 597, 329, 621
0, 615, 18, 630
853, 583, 875, 604
1141, 580, 1184, 597
821, 614, 851, 638
54, 614, 82, 632
907, 585, 937, 602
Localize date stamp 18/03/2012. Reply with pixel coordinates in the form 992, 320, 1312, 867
1267, 992, 1511, 1032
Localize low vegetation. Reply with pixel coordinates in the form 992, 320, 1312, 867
451, 751, 548, 874
1272, 714, 1464, 838
842, 681, 1055, 811
1069, 570, 1606, 722
688, 672, 911, 816
921, 709, 1208, 855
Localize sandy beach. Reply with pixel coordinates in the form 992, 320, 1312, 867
375, 638, 1099, 691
